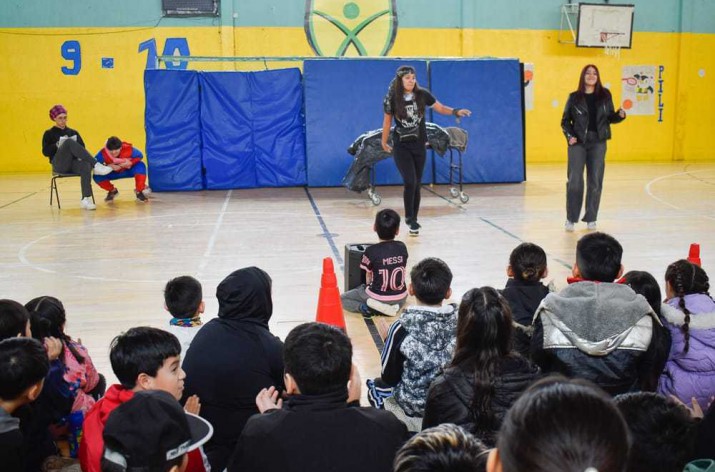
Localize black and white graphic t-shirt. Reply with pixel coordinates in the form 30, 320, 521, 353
360, 240, 408, 302
384, 89, 436, 143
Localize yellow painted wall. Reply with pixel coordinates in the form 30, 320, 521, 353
1, 27, 712, 173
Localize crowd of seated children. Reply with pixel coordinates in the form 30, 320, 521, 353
341, 209, 409, 317
164, 275, 205, 357
366, 257, 458, 431
228, 322, 408, 472
4, 227, 715, 471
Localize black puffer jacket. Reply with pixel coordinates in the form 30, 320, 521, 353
182, 267, 285, 472
422, 355, 540, 446
500, 279, 550, 358
561, 90, 625, 143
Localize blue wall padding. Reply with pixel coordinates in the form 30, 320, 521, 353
304, 59, 433, 187
250, 69, 307, 187
200, 69, 306, 189
144, 70, 203, 191
199, 72, 254, 189
429, 60, 525, 184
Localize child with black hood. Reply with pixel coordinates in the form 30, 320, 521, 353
181, 267, 284, 472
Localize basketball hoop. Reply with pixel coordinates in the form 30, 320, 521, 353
604, 42, 621, 59
600, 32, 622, 59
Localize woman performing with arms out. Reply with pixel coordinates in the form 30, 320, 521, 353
381, 66, 471, 236
561, 64, 626, 232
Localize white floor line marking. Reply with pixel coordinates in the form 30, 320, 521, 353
644, 169, 715, 220
197, 190, 232, 278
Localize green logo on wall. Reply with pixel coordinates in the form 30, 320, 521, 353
305, 0, 397, 57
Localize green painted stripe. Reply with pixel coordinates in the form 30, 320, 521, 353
1, 0, 714, 33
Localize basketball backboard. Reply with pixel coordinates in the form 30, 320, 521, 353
576, 3, 634, 48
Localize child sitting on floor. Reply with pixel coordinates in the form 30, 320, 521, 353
341, 209, 408, 316
366, 257, 457, 432
499, 242, 550, 358
164, 275, 205, 357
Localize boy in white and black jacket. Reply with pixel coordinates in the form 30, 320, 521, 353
366, 258, 457, 429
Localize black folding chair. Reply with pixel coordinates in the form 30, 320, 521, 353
50, 172, 94, 209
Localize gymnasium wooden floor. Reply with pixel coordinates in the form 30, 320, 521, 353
1, 162, 714, 394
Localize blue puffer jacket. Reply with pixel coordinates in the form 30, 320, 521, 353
658, 294, 715, 406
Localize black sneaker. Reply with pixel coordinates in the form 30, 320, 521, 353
104, 188, 119, 202
135, 190, 148, 202
408, 220, 420, 237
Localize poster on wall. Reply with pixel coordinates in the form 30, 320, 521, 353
621, 65, 655, 115
523, 63, 534, 111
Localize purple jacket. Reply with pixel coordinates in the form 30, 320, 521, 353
658, 294, 715, 406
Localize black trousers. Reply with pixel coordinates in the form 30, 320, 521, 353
393, 142, 426, 222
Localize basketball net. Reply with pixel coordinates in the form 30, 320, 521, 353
600, 32, 621, 59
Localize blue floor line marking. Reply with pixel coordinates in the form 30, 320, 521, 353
304, 187, 343, 268
479, 216, 572, 270
304, 187, 385, 353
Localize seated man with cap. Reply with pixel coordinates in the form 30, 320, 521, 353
41, 104, 113, 210
101, 390, 213, 472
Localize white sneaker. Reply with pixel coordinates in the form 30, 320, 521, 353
565, 221, 575, 232
366, 298, 400, 317
142, 187, 152, 196
93, 163, 113, 176
587, 221, 597, 230
80, 197, 96, 210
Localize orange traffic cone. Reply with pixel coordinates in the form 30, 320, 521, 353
316, 257, 346, 331
688, 243, 701, 267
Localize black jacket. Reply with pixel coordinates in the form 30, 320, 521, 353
422, 356, 540, 446
41, 126, 86, 161
561, 90, 625, 143
0, 408, 23, 472
228, 389, 408, 472
182, 267, 285, 472
500, 279, 550, 358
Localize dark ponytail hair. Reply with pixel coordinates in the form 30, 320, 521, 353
509, 243, 547, 282
388, 65, 426, 121
665, 259, 711, 353
25, 296, 85, 364
451, 287, 513, 441
623, 270, 662, 317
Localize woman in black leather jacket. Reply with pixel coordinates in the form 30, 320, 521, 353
561, 64, 626, 232
422, 287, 539, 446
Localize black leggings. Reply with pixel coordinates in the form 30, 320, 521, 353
393, 142, 426, 221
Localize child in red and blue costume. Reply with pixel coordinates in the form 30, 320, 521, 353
93, 136, 149, 202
